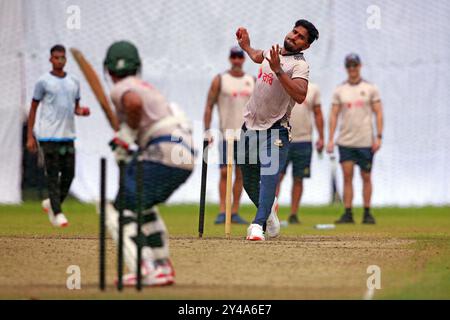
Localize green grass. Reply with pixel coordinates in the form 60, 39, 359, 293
0, 199, 449, 299
2, 200, 449, 239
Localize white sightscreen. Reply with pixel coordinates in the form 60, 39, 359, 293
1, 0, 449, 206
0, 0, 26, 203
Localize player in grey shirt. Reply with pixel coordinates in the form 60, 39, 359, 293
26, 45, 90, 227
236, 19, 319, 241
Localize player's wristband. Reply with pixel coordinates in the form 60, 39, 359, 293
377, 134, 383, 139
275, 70, 284, 77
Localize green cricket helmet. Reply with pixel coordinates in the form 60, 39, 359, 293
104, 41, 141, 77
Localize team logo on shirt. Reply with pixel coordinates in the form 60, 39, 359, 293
361, 91, 366, 96
262, 72, 274, 85
345, 100, 365, 109
231, 91, 251, 98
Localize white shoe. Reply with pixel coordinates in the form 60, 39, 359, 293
246, 224, 265, 241
42, 199, 56, 226
43, 199, 69, 227
53, 213, 69, 227
266, 197, 280, 238
121, 260, 175, 287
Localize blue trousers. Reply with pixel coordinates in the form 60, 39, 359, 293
115, 160, 192, 212
237, 122, 290, 226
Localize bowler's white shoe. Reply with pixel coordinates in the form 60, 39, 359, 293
53, 213, 69, 227
42, 199, 56, 226
266, 197, 280, 238
42, 199, 69, 227
246, 224, 265, 241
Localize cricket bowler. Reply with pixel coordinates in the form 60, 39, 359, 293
236, 20, 319, 241
327, 53, 384, 224
26, 44, 90, 227
104, 41, 195, 286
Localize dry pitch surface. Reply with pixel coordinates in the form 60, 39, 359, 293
0, 235, 415, 299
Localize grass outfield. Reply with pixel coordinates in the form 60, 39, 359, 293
0, 199, 449, 299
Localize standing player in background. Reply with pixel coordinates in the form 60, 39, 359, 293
276, 82, 324, 224
236, 19, 319, 241
203, 46, 255, 225
105, 41, 195, 286
327, 54, 383, 224
26, 45, 90, 227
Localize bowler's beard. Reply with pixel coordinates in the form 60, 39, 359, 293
284, 40, 294, 52
284, 39, 300, 53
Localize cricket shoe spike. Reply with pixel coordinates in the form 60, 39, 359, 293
266, 197, 280, 238
246, 224, 265, 241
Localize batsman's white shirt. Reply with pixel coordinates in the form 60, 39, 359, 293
243, 49, 309, 130
332, 80, 381, 148
290, 83, 321, 142
217, 72, 254, 139
111, 76, 195, 170
32, 72, 80, 141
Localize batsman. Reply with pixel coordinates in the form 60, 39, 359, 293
103, 41, 195, 286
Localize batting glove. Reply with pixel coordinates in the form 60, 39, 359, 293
109, 124, 138, 163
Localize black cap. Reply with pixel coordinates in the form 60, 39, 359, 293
345, 53, 361, 67
230, 46, 244, 58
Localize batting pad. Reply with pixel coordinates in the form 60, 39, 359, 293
101, 202, 169, 274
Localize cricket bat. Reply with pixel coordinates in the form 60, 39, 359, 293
70, 48, 119, 131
